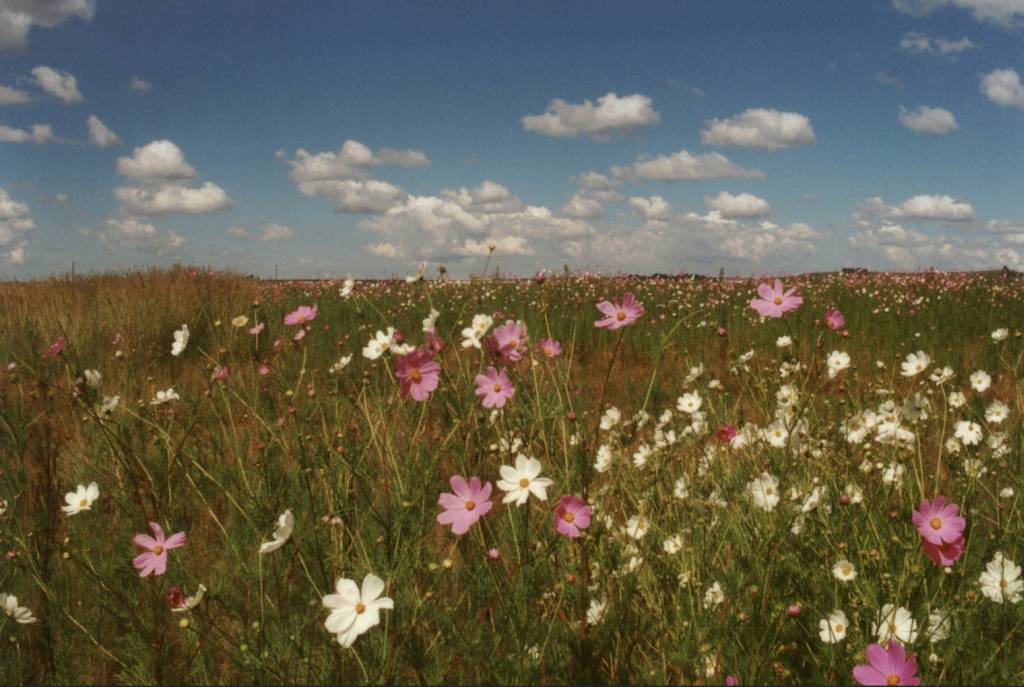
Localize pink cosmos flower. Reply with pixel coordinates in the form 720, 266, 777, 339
211, 366, 229, 382
43, 335, 66, 359
594, 293, 644, 330
749, 280, 803, 318
283, 305, 317, 326
258, 363, 271, 376
395, 350, 441, 401
132, 522, 187, 577
922, 536, 965, 566
248, 322, 265, 336
425, 330, 445, 354
852, 642, 920, 686
491, 320, 528, 362
554, 495, 592, 538
717, 425, 738, 444
912, 496, 965, 546
436, 475, 493, 535
474, 366, 515, 408
167, 585, 186, 609
825, 308, 845, 330
536, 338, 562, 358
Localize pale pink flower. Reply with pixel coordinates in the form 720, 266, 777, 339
284, 305, 317, 326
395, 350, 441, 401
825, 308, 845, 330
43, 335, 66, 359
536, 338, 562, 358
132, 522, 187, 577
594, 293, 644, 330
852, 642, 920, 685
474, 366, 515, 408
436, 475, 493, 535
554, 495, 592, 538
491, 320, 528, 362
912, 496, 966, 547
750, 280, 803, 318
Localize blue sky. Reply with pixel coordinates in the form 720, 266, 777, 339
1, 0, 1022, 278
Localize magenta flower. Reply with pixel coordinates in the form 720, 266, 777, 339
436, 475, 493, 535
132, 522, 187, 577
554, 495, 592, 538
211, 366, 229, 382
395, 349, 441, 401
536, 338, 562, 358
491, 320, 528, 362
852, 642, 920, 686
717, 425, 738, 444
594, 293, 644, 330
825, 308, 845, 330
749, 280, 803, 318
283, 304, 317, 326
912, 496, 965, 546
43, 335, 66, 359
474, 366, 515, 408
922, 536, 965, 566
425, 329, 445, 354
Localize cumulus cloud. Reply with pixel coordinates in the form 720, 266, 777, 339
86, 114, 120, 147
129, 76, 153, 92
628, 195, 673, 222
560, 192, 605, 219
854, 194, 976, 221
83, 218, 186, 255
0, 187, 33, 254
441, 180, 524, 214
705, 191, 772, 218
0, 84, 30, 104
892, 0, 1024, 27
31, 65, 83, 104
284, 139, 429, 214
0, 122, 53, 143
700, 108, 815, 150
610, 149, 765, 182
117, 140, 197, 181
227, 223, 297, 241
521, 92, 660, 140
850, 221, 1021, 269
898, 105, 958, 134
574, 171, 622, 190
0, 0, 94, 51
898, 31, 976, 56
114, 182, 233, 216
980, 68, 1024, 109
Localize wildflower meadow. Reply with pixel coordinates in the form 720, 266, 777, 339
0, 265, 1022, 684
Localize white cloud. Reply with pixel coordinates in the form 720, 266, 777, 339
560, 192, 605, 219
31, 65, 83, 104
5, 242, 26, 264
295, 179, 404, 213
705, 191, 772, 218
86, 114, 120, 147
850, 221, 1021, 269
898, 105, 958, 134
875, 70, 905, 89
0, 0, 94, 51
854, 194, 976, 221
117, 140, 197, 181
129, 76, 153, 92
84, 218, 186, 254
440, 180, 523, 214
980, 68, 1024, 109
0, 122, 53, 143
227, 223, 297, 241
700, 108, 815, 150
365, 242, 399, 258
521, 92, 660, 140
0, 186, 33, 249
611, 149, 765, 182
892, 0, 1024, 27
0, 84, 30, 104
114, 182, 233, 216
628, 195, 673, 222
898, 31, 976, 55
455, 236, 533, 256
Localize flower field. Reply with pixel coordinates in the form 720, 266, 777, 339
0, 266, 1022, 684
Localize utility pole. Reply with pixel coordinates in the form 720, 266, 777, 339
71, 260, 75, 281
274, 264, 278, 280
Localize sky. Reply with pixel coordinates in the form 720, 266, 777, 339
1, 0, 1023, 279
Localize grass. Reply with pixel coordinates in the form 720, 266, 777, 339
0, 266, 1022, 684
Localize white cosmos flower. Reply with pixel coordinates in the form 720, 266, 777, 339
496, 455, 553, 506
231, 315, 249, 328
954, 420, 983, 446
624, 515, 650, 540
662, 534, 684, 554
926, 609, 951, 643
329, 355, 353, 374
422, 308, 440, 333
930, 366, 955, 385
948, 391, 966, 409
586, 597, 608, 625
703, 582, 724, 608
979, 552, 1023, 604
151, 388, 180, 405
259, 509, 295, 554
98, 394, 119, 415
776, 335, 792, 348
873, 604, 918, 644
818, 609, 848, 644
683, 364, 704, 384
599, 406, 621, 430
61, 482, 99, 515
171, 324, 189, 357
991, 328, 1008, 341
900, 350, 930, 377
171, 584, 207, 613
0, 593, 37, 624
323, 573, 394, 648
405, 261, 427, 283
763, 421, 788, 449
83, 369, 102, 388
748, 473, 780, 512
460, 314, 493, 349
832, 559, 857, 582
970, 370, 992, 393
593, 444, 613, 473
985, 401, 1009, 425
362, 328, 396, 360
676, 392, 702, 414
827, 351, 851, 379
673, 475, 689, 500
339, 276, 355, 298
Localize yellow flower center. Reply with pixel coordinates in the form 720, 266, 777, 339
409, 368, 422, 383
888, 622, 897, 635
80, 499, 89, 508
887, 674, 900, 686
930, 517, 942, 529
355, 602, 366, 614
773, 296, 783, 305
519, 478, 530, 488
152, 545, 164, 555
562, 511, 575, 523
465, 500, 476, 511
834, 623, 844, 633
841, 564, 852, 576
616, 310, 626, 321
1001, 578, 1009, 589
492, 383, 502, 393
